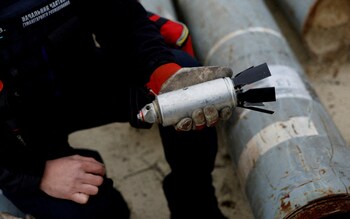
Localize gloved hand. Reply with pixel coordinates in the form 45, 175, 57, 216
147, 63, 233, 131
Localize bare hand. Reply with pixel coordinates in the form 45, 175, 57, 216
40, 155, 105, 204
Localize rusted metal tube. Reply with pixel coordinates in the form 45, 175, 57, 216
274, 0, 350, 60
176, 0, 350, 218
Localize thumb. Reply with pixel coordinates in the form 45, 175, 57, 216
71, 192, 90, 204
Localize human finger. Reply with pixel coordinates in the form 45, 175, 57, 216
79, 184, 99, 196
82, 173, 104, 186
192, 108, 206, 130
71, 192, 90, 204
175, 118, 193, 131
72, 155, 102, 164
80, 160, 106, 176
203, 105, 218, 127
219, 106, 232, 120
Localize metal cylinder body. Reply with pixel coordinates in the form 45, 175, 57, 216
274, 0, 350, 59
176, 0, 350, 218
147, 77, 236, 126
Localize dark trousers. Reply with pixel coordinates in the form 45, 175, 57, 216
5, 49, 225, 219
159, 126, 224, 219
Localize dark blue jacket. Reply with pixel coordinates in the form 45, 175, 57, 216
0, 0, 176, 194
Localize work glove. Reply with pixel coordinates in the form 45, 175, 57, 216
147, 63, 233, 131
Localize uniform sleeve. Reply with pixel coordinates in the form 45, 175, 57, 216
147, 12, 195, 57
71, 0, 178, 84
0, 166, 41, 194
0, 125, 45, 194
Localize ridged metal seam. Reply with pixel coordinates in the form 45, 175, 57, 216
204, 27, 284, 66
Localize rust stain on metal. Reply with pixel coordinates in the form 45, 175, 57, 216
317, 188, 335, 196
285, 194, 350, 219
280, 193, 292, 213
301, 0, 320, 35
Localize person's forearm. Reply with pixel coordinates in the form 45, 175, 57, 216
71, 0, 177, 83
0, 132, 46, 194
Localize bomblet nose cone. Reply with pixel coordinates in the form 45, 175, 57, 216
137, 103, 158, 124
